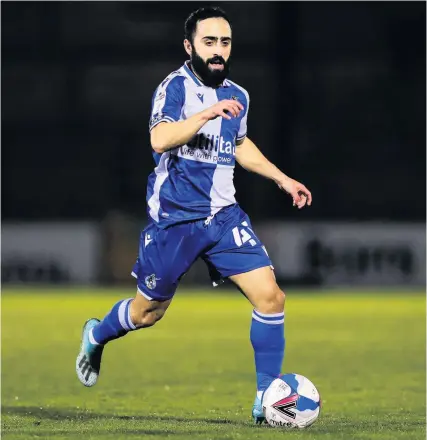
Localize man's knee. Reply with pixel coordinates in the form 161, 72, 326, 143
130, 307, 166, 328
129, 298, 169, 328
255, 285, 285, 314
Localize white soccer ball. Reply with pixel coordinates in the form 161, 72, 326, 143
262, 373, 321, 428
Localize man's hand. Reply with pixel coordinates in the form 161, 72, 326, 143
277, 177, 312, 209
203, 99, 244, 121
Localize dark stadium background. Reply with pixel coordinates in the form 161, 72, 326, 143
2, 1, 425, 288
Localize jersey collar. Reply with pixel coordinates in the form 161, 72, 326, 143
183, 61, 230, 88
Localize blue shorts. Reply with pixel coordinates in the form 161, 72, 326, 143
131, 204, 273, 301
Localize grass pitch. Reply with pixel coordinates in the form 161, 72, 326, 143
2, 287, 425, 439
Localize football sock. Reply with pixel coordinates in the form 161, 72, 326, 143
250, 309, 285, 395
90, 298, 137, 345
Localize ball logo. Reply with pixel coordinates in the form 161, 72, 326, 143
272, 394, 298, 419
278, 382, 291, 393
269, 420, 294, 427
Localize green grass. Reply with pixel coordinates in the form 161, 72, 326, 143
2, 288, 425, 439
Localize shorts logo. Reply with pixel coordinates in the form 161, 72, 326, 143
144, 234, 152, 247
145, 273, 160, 290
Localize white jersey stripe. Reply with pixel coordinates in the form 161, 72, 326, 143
147, 152, 171, 222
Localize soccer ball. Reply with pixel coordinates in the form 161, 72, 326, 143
262, 373, 321, 428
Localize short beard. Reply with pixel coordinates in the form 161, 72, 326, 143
190, 48, 230, 88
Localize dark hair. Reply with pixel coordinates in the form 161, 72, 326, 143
184, 6, 231, 43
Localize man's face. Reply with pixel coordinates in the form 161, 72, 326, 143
185, 17, 232, 87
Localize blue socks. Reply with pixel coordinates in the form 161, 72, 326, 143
90, 298, 137, 345
250, 309, 285, 395
88, 299, 285, 399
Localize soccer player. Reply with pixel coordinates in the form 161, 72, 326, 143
76, 6, 312, 424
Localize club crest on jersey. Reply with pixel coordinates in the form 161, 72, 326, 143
145, 274, 160, 290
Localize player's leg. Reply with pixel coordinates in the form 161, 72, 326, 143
90, 293, 172, 345
76, 220, 205, 387
76, 294, 171, 387
229, 267, 285, 423
202, 206, 282, 423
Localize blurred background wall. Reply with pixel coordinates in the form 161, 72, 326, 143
2, 1, 426, 288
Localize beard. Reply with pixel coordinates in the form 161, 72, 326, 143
190, 48, 230, 88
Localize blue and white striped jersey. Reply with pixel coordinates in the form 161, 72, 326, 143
147, 61, 249, 228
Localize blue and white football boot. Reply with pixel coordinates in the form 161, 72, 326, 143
252, 393, 266, 424
76, 318, 104, 387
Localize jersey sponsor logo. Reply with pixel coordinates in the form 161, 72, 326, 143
180, 147, 232, 163
187, 134, 236, 155
182, 133, 237, 164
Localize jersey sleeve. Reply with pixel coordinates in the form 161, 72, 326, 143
236, 91, 250, 142
149, 76, 185, 131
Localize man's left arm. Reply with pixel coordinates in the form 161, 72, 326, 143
235, 137, 312, 209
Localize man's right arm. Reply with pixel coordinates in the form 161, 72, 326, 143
150, 111, 210, 154
150, 99, 244, 154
